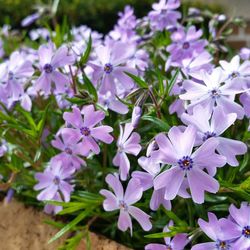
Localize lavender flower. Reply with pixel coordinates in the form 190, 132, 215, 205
181, 105, 247, 167
240, 48, 250, 61
88, 41, 137, 95
180, 67, 246, 119
63, 105, 113, 154
148, 0, 181, 31
192, 212, 239, 250
34, 160, 74, 203
35, 42, 75, 95
146, 221, 189, 250
51, 131, 88, 171
113, 123, 141, 180
153, 125, 226, 203
100, 173, 152, 234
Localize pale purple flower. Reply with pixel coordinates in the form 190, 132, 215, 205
240, 92, 250, 117
181, 105, 247, 167
21, 12, 40, 27
63, 105, 113, 155
35, 42, 75, 95
51, 131, 88, 171
167, 26, 207, 66
88, 41, 137, 95
148, 0, 181, 31
100, 173, 152, 234
0, 139, 8, 157
131, 106, 142, 128
113, 123, 141, 180
29, 28, 50, 41
192, 212, 239, 250
240, 48, 250, 61
34, 160, 74, 203
219, 55, 250, 81
153, 125, 226, 204
98, 91, 128, 114
0, 51, 34, 101
180, 67, 246, 119
221, 203, 250, 250
44, 192, 63, 215
145, 221, 189, 250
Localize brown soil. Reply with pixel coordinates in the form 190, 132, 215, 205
0, 200, 131, 250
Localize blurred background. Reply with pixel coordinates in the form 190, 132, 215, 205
0, 0, 249, 47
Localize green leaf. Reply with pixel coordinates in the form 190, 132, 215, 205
58, 204, 86, 215
141, 115, 170, 131
125, 72, 148, 89
48, 210, 91, 244
163, 210, 188, 227
167, 69, 180, 95
82, 73, 98, 102
37, 103, 50, 136
16, 106, 37, 131
79, 36, 92, 66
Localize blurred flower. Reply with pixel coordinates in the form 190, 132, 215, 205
21, 12, 41, 27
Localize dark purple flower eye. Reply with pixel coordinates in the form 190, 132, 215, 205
230, 71, 240, 79
119, 200, 128, 211
242, 226, 250, 238
165, 245, 172, 250
104, 63, 113, 74
43, 63, 53, 73
215, 240, 230, 250
53, 176, 60, 185
203, 131, 216, 141
178, 156, 193, 170
182, 42, 190, 49
80, 127, 91, 136
210, 89, 221, 99
8, 71, 14, 80
65, 147, 73, 155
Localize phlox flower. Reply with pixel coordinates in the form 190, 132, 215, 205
88, 41, 137, 95
51, 131, 89, 171
35, 42, 75, 95
100, 173, 152, 235
113, 122, 141, 180
181, 105, 247, 167
152, 125, 226, 204
34, 160, 74, 203
180, 67, 246, 119
192, 212, 239, 250
63, 105, 113, 155
146, 221, 189, 250
148, 0, 181, 31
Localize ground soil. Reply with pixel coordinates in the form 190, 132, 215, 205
0, 200, 130, 250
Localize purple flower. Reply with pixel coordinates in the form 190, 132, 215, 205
0, 139, 8, 157
192, 212, 239, 250
63, 105, 113, 154
21, 12, 40, 27
240, 48, 250, 61
0, 51, 34, 101
88, 41, 137, 95
240, 92, 250, 117
34, 159, 74, 203
146, 221, 189, 250
180, 67, 246, 119
167, 26, 207, 66
148, 0, 181, 31
100, 174, 152, 234
219, 55, 250, 81
181, 105, 247, 167
51, 131, 88, 171
113, 123, 141, 180
44, 193, 63, 215
221, 203, 250, 250
35, 42, 75, 95
153, 125, 226, 203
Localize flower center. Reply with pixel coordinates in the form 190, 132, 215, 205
242, 226, 250, 238
43, 63, 53, 73
178, 156, 193, 170
215, 240, 230, 250
166, 245, 172, 250
53, 176, 60, 185
210, 89, 221, 99
65, 147, 73, 155
104, 63, 113, 74
80, 127, 91, 136
119, 200, 128, 211
203, 131, 216, 141
182, 42, 190, 49
8, 71, 14, 80
230, 71, 239, 79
